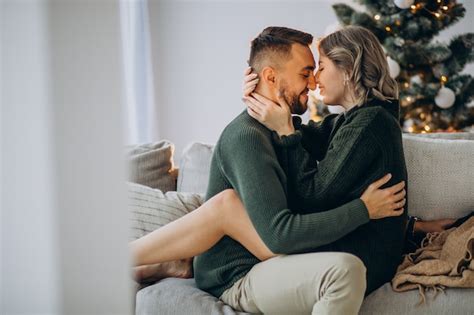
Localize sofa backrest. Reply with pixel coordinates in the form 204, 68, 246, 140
177, 133, 474, 220
177, 142, 214, 195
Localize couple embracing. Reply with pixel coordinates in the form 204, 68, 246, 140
133, 25, 414, 314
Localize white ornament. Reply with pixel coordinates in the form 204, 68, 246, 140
410, 74, 422, 85
387, 56, 400, 78
403, 119, 414, 129
435, 87, 456, 109
466, 100, 474, 108
324, 22, 342, 36
394, 0, 414, 9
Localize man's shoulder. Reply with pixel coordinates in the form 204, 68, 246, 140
218, 111, 273, 148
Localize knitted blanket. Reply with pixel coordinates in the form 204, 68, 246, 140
392, 216, 474, 304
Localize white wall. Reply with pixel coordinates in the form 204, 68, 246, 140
1, 0, 132, 313
149, 0, 474, 160
2, 1, 60, 312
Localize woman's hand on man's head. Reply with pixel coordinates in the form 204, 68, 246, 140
243, 67, 259, 97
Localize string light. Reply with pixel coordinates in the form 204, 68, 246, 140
441, 75, 448, 83
404, 82, 410, 88
424, 125, 431, 132
385, 26, 392, 32
442, 6, 449, 11
411, 5, 417, 10
374, 14, 381, 21
395, 20, 401, 26
434, 12, 441, 19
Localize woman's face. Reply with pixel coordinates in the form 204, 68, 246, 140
315, 52, 347, 106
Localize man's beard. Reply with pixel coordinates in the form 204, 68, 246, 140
279, 87, 308, 115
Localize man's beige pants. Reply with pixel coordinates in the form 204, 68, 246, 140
220, 252, 366, 315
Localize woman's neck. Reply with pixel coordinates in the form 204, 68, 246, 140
340, 93, 358, 111
340, 103, 358, 111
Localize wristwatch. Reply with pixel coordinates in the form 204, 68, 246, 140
407, 215, 422, 237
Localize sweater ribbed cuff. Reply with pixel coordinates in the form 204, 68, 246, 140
292, 116, 303, 130
271, 130, 303, 147
349, 198, 370, 225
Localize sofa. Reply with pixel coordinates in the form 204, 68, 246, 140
130, 132, 474, 315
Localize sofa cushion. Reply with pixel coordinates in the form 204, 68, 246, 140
360, 282, 474, 315
402, 132, 474, 220
136, 278, 250, 315
177, 142, 214, 194
137, 278, 474, 315
127, 182, 204, 240
126, 140, 178, 192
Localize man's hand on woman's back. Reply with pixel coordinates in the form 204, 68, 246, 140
360, 173, 406, 219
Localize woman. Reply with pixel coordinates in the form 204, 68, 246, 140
131, 26, 452, 292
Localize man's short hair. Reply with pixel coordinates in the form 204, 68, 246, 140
248, 27, 313, 73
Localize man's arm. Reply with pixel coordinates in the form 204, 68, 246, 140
217, 126, 369, 255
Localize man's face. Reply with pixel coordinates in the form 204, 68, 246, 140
277, 44, 316, 115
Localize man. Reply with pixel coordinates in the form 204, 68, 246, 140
194, 26, 379, 314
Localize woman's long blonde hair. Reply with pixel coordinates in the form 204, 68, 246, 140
318, 26, 399, 105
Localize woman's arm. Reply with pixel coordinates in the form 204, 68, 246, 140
244, 93, 340, 161
299, 115, 340, 161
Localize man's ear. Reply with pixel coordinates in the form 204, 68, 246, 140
261, 66, 277, 86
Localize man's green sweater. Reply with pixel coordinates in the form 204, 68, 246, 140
194, 99, 407, 297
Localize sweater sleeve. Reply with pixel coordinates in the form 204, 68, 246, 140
280, 120, 383, 209
282, 114, 340, 161
217, 127, 370, 255
300, 114, 340, 161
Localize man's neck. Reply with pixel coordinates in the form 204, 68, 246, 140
254, 86, 277, 103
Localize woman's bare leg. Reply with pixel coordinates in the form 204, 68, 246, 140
130, 189, 275, 268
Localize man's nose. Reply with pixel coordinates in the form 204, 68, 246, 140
308, 74, 317, 91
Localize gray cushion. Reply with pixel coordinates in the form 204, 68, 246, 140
360, 282, 474, 315
402, 132, 474, 220
137, 279, 474, 315
126, 140, 178, 192
127, 182, 204, 240
136, 278, 250, 315
177, 142, 214, 194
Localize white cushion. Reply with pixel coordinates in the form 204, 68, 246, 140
402, 132, 474, 220
177, 142, 214, 194
127, 182, 204, 240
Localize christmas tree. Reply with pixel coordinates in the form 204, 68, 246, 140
315, 0, 474, 133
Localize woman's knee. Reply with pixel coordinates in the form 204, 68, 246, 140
208, 190, 241, 223
214, 189, 241, 212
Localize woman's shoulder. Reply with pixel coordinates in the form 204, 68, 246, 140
346, 101, 400, 130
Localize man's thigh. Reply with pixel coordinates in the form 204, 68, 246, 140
220, 251, 366, 314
